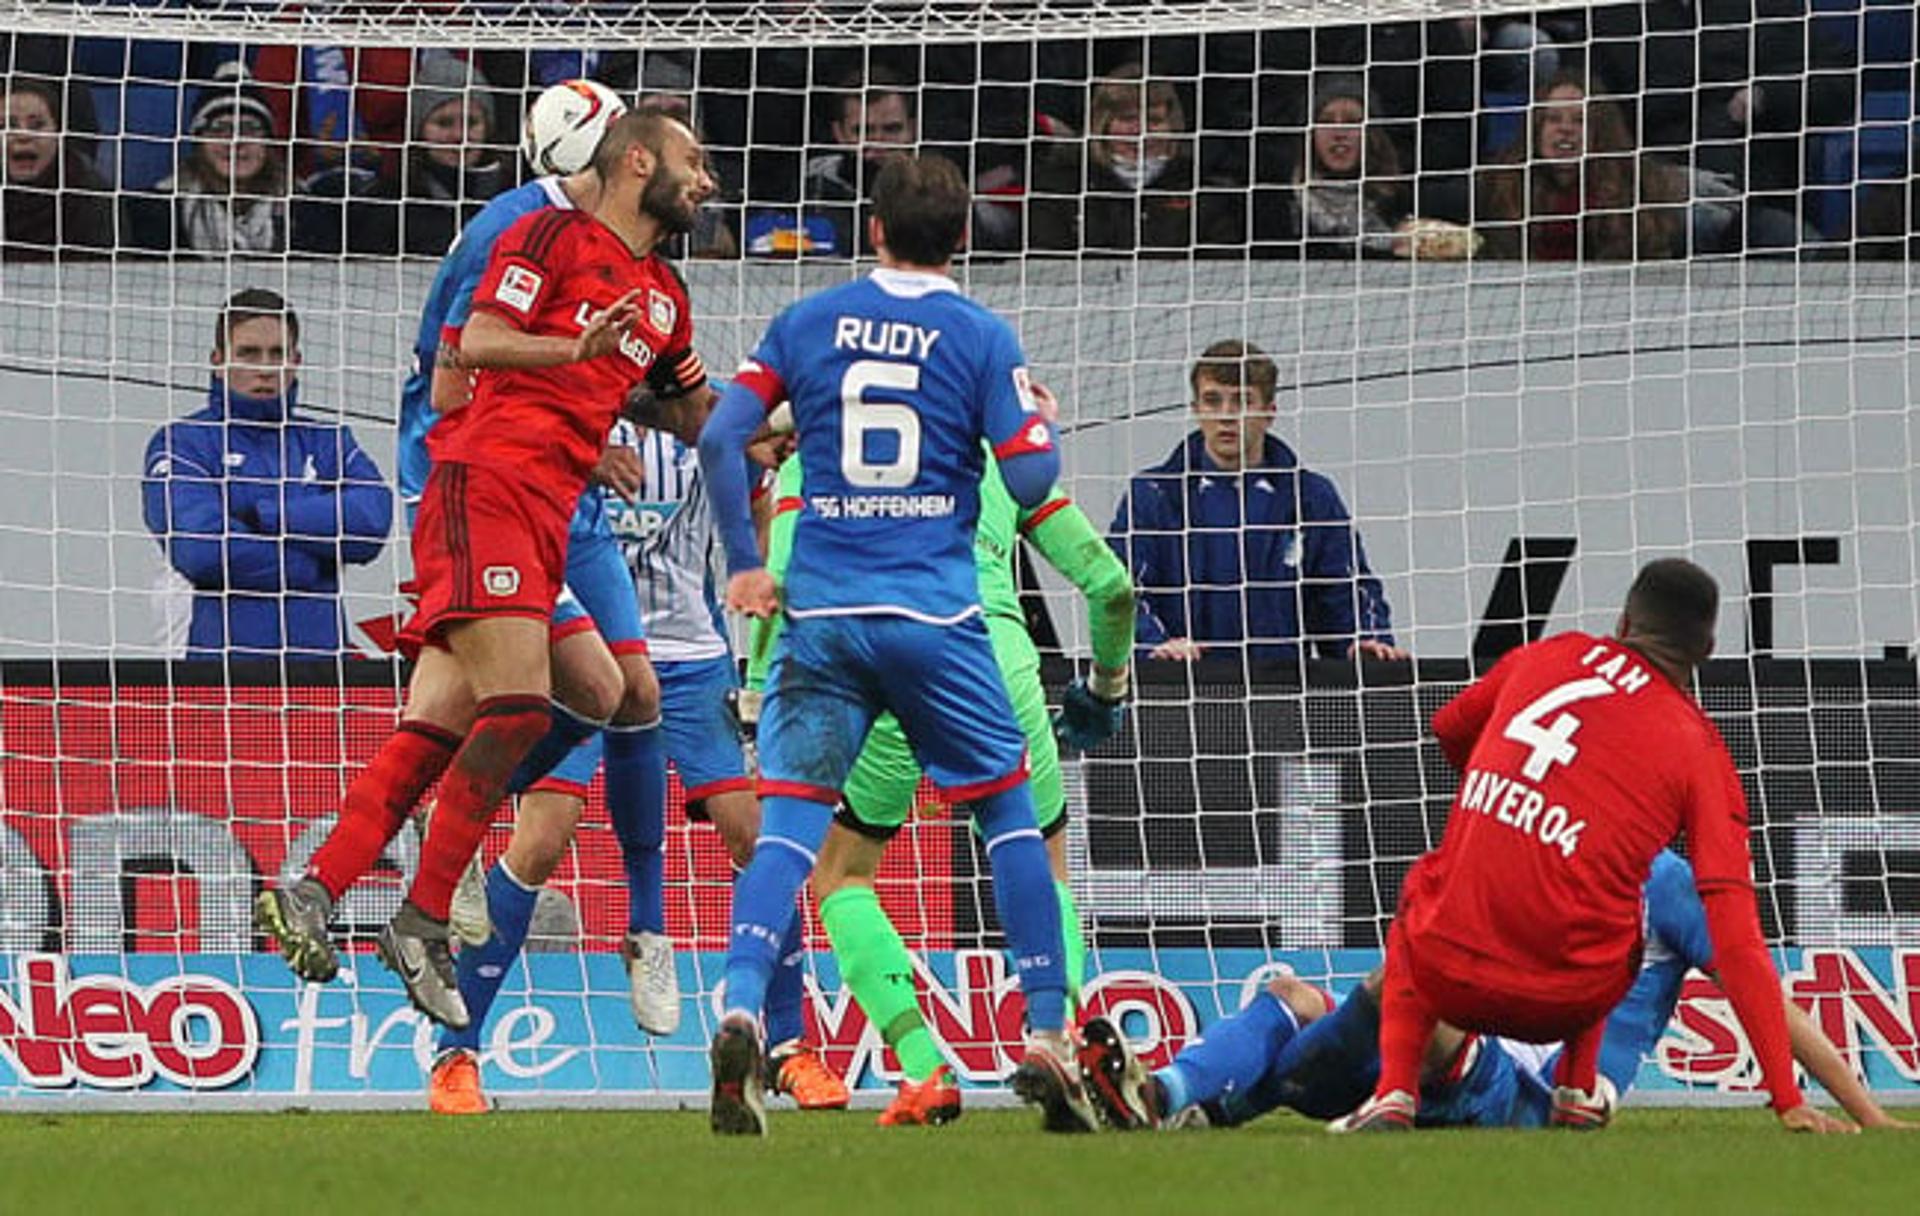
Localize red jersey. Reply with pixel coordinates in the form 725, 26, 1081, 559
432, 208, 704, 515
1401, 632, 1757, 1002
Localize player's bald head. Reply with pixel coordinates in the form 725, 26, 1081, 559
1621, 558, 1719, 667
591, 107, 695, 179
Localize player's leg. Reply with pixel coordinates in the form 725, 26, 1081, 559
256, 645, 474, 982
817, 714, 955, 1124
394, 612, 555, 1028
711, 616, 879, 1136
1331, 922, 1434, 1132
993, 625, 1086, 1010
503, 596, 621, 793
884, 616, 1086, 1131
1548, 1014, 1613, 1129
429, 788, 584, 1114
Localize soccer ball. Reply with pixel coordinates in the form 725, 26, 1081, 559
522, 79, 627, 176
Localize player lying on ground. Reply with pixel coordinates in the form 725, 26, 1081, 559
699, 153, 1085, 1136
429, 387, 850, 1115
1080, 849, 1912, 1132
741, 441, 1135, 1126
1333, 558, 1845, 1132
254, 109, 715, 1029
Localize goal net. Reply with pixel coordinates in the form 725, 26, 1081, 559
0, 0, 1916, 1109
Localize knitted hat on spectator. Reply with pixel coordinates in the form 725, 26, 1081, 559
189, 63, 274, 137
410, 55, 496, 141
1310, 72, 1371, 121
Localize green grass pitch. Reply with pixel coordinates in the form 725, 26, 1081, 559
1, 1107, 1911, 1215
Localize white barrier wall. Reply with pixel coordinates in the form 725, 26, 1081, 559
0, 259, 1913, 657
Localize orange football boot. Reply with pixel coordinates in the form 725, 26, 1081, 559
429, 1048, 488, 1115
877, 1064, 963, 1127
770, 1041, 851, 1110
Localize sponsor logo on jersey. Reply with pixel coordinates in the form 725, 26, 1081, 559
483, 566, 522, 597
648, 289, 677, 335
225, 452, 247, 467
1012, 366, 1037, 411
496, 264, 544, 314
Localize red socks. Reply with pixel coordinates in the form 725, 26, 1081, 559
307, 720, 460, 899
1552, 1017, 1607, 1094
1373, 935, 1438, 1102
407, 694, 551, 920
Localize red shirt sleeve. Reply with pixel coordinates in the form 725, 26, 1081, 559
1432, 645, 1523, 771
1686, 741, 1804, 1112
471, 211, 572, 330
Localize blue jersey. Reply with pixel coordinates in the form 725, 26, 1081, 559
396, 176, 572, 504
731, 267, 1052, 623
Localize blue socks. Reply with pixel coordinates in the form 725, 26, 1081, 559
439, 860, 540, 1055
763, 901, 808, 1048
604, 719, 667, 935
505, 700, 604, 796
974, 783, 1067, 1033
1152, 988, 1298, 1116
722, 796, 833, 1023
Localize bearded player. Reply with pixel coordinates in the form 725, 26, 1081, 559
1320, 559, 1848, 1132
254, 110, 715, 1029
699, 154, 1088, 1136
1081, 847, 1908, 1132
741, 445, 1134, 1125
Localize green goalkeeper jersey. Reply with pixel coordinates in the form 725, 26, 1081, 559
749, 450, 1133, 689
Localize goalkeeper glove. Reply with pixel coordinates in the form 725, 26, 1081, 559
1053, 678, 1126, 753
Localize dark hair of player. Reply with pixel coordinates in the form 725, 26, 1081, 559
1190, 338, 1278, 404
1624, 558, 1719, 666
870, 153, 968, 266
215, 288, 299, 350
590, 107, 686, 180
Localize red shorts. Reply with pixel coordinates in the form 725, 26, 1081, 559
1391, 919, 1633, 1044
399, 461, 569, 658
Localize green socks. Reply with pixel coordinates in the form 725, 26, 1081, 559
820, 885, 945, 1081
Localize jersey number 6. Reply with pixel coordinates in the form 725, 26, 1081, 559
841, 359, 922, 488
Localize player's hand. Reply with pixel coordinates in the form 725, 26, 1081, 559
574, 288, 643, 362
1029, 380, 1061, 425
726, 568, 779, 618
1778, 1104, 1858, 1134
1354, 639, 1409, 661
1150, 638, 1203, 661
591, 444, 645, 501
1053, 678, 1126, 753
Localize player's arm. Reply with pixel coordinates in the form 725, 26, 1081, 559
461, 288, 641, 369
430, 327, 475, 414
1429, 646, 1522, 770
979, 325, 1058, 509
699, 350, 786, 617
1024, 491, 1135, 693
1783, 998, 1910, 1129
1682, 752, 1834, 1128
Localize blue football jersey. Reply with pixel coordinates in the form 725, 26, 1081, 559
396, 176, 572, 504
733, 267, 1052, 622
1596, 849, 1717, 1093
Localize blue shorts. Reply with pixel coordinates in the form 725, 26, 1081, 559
551, 526, 646, 655
758, 613, 1028, 804
537, 655, 750, 815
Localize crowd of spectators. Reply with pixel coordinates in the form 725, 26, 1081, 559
2, 6, 1915, 263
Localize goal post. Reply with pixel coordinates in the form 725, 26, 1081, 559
0, 1, 1916, 1109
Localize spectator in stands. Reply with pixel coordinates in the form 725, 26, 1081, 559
142, 289, 392, 660
366, 54, 510, 256
1028, 64, 1243, 256
1475, 72, 1690, 261
250, 33, 414, 185
2, 76, 113, 259
746, 66, 918, 257
124, 67, 289, 254
1108, 339, 1403, 663
1271, 73, 1437, 259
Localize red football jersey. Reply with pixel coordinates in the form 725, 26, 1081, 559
1401, 631, 1757, 1002
431, 208, 704, 514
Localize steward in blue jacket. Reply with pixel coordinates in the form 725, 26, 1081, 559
1107, 339, 1397, 663
142, 290, 391, 658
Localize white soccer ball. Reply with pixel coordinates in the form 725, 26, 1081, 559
522, 79, 627, 176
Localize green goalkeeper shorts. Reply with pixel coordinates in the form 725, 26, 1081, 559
837, 616, 1063, 838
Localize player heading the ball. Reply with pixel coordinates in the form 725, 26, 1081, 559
698, 152, 1091, 1136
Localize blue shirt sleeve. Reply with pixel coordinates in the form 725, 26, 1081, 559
699, 381, 772, 576
1297, 470, 1394, 654
976, 317, 1057, 508
1645, 850, 1717, 972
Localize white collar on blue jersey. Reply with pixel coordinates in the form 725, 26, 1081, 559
537, 175, 576, 210
870, 267, 959, 298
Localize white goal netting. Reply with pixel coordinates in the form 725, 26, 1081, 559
0, 1, 1916, 1108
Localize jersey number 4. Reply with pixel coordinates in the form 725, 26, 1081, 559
1502, 677, 1616, 782
841, 360, 922, 487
